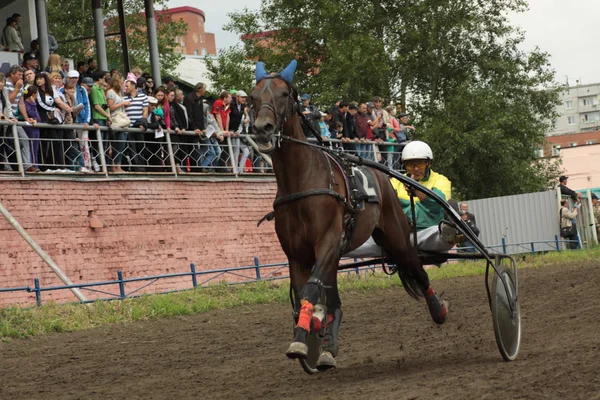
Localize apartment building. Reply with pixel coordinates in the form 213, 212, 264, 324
550, 82, 600, 136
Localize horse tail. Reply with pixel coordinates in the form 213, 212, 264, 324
396, 261, 425, 300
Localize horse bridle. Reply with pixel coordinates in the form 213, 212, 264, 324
253, 76, 296, 134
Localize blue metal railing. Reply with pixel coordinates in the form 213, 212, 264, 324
0, 236, 577, 307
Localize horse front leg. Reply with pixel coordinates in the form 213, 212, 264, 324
286, 238, 341, 361
316, 277, 342, 370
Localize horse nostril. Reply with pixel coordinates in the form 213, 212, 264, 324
263, 123, 275, 134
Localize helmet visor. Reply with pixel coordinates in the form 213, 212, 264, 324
405, 160, 428, 171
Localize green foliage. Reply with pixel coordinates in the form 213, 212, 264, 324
205, 46, 255, 93
2, 247, 598, 341
221, 0, 561, 199
47, 0, 187, 76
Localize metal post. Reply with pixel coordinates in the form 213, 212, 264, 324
227, 137, 237, 174
190, 263, 198, 288
501, 237, 507, 254
165, 131, 177, 175
254, 256, 261, 280
555, 235, 561, 251
145, 0, 162, 86
92, 0, 109, 71
0, 200, 88, 302
11, 125, 24, 177
530, 242, 535, 257
117, 270, 126, 299
117, 0, 131, 74
244, 136, 273, 167
35, 0, 50, 69
95, 127, 109, 177
354, 258, 359, 275
34, 278, 42, 307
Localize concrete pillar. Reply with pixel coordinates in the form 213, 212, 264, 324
91, 0, 108, 71
144, 0, 161, 86
34, 0, 49, 69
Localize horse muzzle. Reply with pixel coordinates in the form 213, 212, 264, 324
254, 120, 277, 153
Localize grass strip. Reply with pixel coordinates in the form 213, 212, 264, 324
1, 247, 598, 341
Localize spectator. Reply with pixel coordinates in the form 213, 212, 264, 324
29, 40, 40, 58
34, 72, 58, 170
86, 58, 97, 79
559, 175, 581, 203
11, 13, 23, 45
131, 67, 143, 78
79, 76, 95, 169
123, 76, 148, 171
144, 76, 154, 96
559, 198, 579, 250
62, 60, 70, 75
3, 17, 24, 53
318, 111, 330, 140
457, 209, 479, 253
89, 71, 111, 171
76, 61, 88, 83
48, 33, 59, 54
60, 81, 85, 170
163, 76, 176, 91
355, 103, 376, 160
110, 68, 119, 77
0, 72, 20, 170
64, 71, 91, 170
384, 105, 401, 168
371, 96, 390, 141
22, 53, 40, 74
395, 103, 403, 117
202, 100, 221, 171
329, 101, 349, 140
396, 113, 415, 142
229, 90, 250, 173
23, 68, 35, 89
212, 90, 231, 170
460, 202, 476, 226
19, 85, 41, 168
6, 65, 35, 171
299, 93, 320, 138
47, 71, 71, 168
167, 88, 186, 173
344, 103, 358, 151
183, 82, 206, 172
45, 53, 67, 81
592, 193, 600, 238
106, 74, 130, 173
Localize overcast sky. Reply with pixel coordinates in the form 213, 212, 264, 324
167, 0, 600, 86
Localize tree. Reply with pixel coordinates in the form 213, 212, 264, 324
47, 0, 187, 77
205, 46, 255, 94
224, 0, 561, 199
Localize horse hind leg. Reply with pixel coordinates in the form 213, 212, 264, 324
373, 227, 448, 325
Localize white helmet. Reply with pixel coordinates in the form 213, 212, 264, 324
402, 141, 433, 162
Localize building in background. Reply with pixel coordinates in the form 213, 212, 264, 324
549, 82, 600, 137
159, 6, 216, 57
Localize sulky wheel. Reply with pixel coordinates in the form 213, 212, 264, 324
491, 262, 521, 361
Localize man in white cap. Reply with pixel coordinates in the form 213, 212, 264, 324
229, 89, 250, 173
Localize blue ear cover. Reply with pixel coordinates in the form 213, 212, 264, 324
280, 59, 297, 84
255, 61, 268, 82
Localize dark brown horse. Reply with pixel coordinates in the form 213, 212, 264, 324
251, 60, 447, 371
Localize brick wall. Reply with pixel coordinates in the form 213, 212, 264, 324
0, 179, 284, 306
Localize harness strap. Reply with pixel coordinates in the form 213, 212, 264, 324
273, 188, 352, 212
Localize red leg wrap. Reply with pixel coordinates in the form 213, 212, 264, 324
296, 301, 314, 332
426, 286, 435, 297
312, 316, 322, 332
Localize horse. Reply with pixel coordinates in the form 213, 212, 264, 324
250, 60, 448, 370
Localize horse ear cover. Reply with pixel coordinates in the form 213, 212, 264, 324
280, 59, 297, 85
255, 62, 268, 82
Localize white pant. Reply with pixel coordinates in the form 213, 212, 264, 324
344, 225, 454, 258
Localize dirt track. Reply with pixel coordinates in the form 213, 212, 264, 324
1, 261, 600, 400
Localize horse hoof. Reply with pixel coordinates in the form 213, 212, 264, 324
286, 342, 308, 360
316, 351, 337, 371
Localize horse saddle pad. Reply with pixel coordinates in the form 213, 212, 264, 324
349, 167, 380, 204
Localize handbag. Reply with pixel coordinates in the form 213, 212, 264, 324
112, 108, 131, 129
46, 111, 60, 125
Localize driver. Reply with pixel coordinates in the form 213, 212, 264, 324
390, 141, 458, 253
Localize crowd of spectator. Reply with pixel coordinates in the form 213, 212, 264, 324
0, 13, 413, 174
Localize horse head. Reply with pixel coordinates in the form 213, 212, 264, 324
250, 60, 298, 153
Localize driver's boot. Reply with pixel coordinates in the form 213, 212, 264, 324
424, 286, 447, 324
